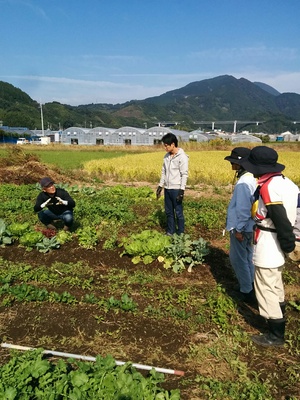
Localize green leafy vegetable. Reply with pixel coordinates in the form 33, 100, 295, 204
0, 349, 180, 399
120, 230, 171, 265
36, 237, 61, 253
19, 231, 44, 248
164, 234, 210, 273
56, 230, 72, 245
0, 219, 13, 245
8, 222, 30, 237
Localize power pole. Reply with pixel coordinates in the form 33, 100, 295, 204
40, 103, 45, 136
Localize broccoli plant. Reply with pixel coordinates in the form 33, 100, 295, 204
164, 234, 210, 273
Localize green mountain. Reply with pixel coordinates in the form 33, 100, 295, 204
253, 81, 281, 96
0, 81, 39, 128
1, 75, 300, 133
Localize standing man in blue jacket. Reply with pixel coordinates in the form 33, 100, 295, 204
156, 133, 189, 236
225, 147, 257, 303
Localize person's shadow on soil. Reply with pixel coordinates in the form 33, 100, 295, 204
207, 245, 266, 333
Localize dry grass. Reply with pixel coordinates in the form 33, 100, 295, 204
83, 149, 300, 186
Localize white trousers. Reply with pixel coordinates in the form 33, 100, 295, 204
254, 266, 284, 319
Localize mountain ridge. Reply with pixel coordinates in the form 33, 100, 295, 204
1, 75, 300, 133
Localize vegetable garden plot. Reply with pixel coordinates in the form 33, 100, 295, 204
0, 181, 299, 399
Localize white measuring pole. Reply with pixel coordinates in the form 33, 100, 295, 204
1, 343, 184, 376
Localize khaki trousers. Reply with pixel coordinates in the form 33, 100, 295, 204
254, 266, 284, 319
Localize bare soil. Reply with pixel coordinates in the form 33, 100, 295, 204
0, 237, 299, 399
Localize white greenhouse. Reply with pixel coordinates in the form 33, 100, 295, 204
61, 127, 91, 145
230, 134, 262, 143
110, 127, 146, 145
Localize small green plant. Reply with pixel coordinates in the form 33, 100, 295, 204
0, 219, 13, 246
144, 305, 163, 317
107, 293, 137, 312
49, 291, 77, 304
81, 186, 96, 195
82, 293, 98, 304
19, 231, 44, 248
119, 293, 137, 311
0, 283, 49, 305
168, 306, 192, 320
164, 234, 210, 273
76, 226, 98, 249
206, 285, 237, 333
195, 373, 273, 399
283, 269, 297, 284
36, 237, 61, 253
285, 315, 300, 356
120, 229, 171, 264
289, 300, 300, 312
55, 230, 72, 245
96, 220, 119, 249
8, 221, 30, 237
103, 232, 118, 250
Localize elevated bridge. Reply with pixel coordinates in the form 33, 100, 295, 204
193, 120, 264, 133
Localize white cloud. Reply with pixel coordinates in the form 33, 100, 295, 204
3, 75, 175, 105
189, 46, 299, 62
232, 71, 300, 94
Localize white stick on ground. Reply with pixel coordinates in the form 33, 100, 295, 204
1, 342, 185, 376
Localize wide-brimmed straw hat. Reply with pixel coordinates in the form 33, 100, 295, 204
224, 147, 251, 164
239, 146, 285, 175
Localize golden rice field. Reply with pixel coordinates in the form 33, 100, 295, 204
83, 150, 300, 186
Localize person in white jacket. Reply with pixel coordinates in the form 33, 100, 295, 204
156, 133, 189, 235
240, 146, 298, 347
289, 192, 300, 262
224, 147, 257, 304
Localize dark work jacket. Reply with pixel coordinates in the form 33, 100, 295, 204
34, 188, 75, 216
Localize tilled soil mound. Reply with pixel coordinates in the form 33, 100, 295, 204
0, 147, 66, 185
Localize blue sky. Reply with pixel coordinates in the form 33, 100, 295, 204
1, 0, 300, 106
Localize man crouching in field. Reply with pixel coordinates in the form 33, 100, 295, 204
34, 177, 76, 231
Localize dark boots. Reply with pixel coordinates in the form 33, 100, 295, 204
279, 301, 286, 317
240, 289, 257, 305
251, 318, 285, 347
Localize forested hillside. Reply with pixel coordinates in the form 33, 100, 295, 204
1, 75, 300, 133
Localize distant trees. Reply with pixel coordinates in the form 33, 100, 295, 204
3, 111, 35, 129
253, 134, 270, 143
0, 129, 31, 143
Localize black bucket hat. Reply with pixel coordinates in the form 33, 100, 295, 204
224, 147, 251, 164
239, 146, 285, 176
